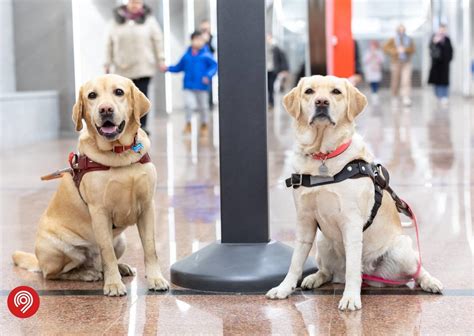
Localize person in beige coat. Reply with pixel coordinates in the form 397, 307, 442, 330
104, 0, 164, 132
383, 24, 415, 107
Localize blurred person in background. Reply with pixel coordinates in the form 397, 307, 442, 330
199, 19, 216, 54
104, 0, 164, 134
199, 19, 216, 110
363, 40, 384, 103
160, 31, 217, 136
349, 40, 363, 86
428, 23, 453, 107
383, 24, 415, 107
266, 33, 289, 109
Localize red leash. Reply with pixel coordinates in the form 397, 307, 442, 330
362, 200, 422, 285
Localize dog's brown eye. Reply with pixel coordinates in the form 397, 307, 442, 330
304, 88, 314, 95
114, 88, 124, 96
331, 88, 342, 95
88, 92, 97, 99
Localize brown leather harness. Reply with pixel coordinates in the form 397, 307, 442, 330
68, 152, 151, 188
41, 136, 151, 189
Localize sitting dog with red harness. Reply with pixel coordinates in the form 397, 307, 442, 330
12, 74, 169, 296
266, 75, 442, 310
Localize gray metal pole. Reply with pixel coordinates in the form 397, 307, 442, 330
218, 0, 269, 243
308, 0, 327, 75
170, 0, 317, 292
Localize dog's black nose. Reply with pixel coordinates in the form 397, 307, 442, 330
315, 98, 330, 107
99, 104, 114, 115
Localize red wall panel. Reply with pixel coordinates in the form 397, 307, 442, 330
326, 0, 354, 77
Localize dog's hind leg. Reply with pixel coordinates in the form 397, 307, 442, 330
57, 267, 103, 281
37, 251, 65, 280
36, 233, 104, 282
35, 237, 73, 280
370, 235, 443, 293
113, 233, 136, 277
301, 232, 334, 289
39, 247, 101, 282
415, 266, 443, 293
57, 246, 103, 282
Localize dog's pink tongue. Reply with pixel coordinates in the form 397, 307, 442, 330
100, 126, 117, 134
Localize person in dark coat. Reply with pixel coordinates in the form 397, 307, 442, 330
428, 24, 453, 105
266, 34, 289, 108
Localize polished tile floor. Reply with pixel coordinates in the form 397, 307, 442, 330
1, 89, 473, 335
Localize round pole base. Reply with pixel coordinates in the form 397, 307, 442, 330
170, 240, 318, 292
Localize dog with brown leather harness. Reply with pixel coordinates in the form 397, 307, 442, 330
13, 74, 169, 296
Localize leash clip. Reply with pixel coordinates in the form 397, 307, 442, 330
68, 152, 79, 170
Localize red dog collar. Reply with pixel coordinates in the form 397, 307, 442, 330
113, 135, 139, 154
311, 139, 352, 161
113, 144, 133, 154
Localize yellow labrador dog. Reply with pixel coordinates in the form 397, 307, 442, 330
266, 75, 442, 310
13, 74, 169, 296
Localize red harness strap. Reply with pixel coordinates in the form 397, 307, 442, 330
68, 152, 151, 188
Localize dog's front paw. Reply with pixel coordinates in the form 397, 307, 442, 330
266, 284, 295, 300
103, 281, 127, 296
118, 263, 136, 277
419, 275, 443, 293
338, 291, 362, 311
301, 271, 329, 289
147, 276, 169, 291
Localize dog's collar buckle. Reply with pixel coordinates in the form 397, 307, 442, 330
112, 134, 140, 154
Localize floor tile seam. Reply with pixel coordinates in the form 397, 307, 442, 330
0, 288, 471, 297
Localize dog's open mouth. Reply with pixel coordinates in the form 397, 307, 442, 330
96, 120, 126, 139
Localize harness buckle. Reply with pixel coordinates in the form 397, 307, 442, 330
68, 152, 79, 170
291, 174, 303, 187
393, 194, 411, 217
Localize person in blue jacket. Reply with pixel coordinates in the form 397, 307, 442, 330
160, 31, 218, 135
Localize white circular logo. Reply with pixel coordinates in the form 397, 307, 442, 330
13, 290, 34, 313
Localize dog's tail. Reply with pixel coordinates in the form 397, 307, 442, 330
12, 251, 41, 272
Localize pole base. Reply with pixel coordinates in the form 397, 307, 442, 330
170, 240, 318, 292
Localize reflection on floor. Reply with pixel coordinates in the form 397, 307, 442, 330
1, 89, 473, 334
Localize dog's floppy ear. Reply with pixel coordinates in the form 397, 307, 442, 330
283, 79, 303, 119
345, 79, 367, 122
72, 87, 85, 132
131, 83, 151, 127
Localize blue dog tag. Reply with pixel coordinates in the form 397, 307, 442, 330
132, 143, 144, 153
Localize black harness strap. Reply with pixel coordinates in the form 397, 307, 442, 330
285, 160, 385, 232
